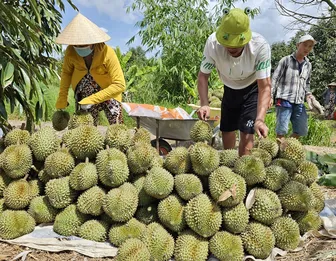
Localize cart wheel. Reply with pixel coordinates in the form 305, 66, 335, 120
150, 138, 172, 156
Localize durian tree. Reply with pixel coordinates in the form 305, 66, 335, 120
0, 0, 77, 133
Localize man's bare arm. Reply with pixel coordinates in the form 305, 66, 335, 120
197, 71, 211, 120
256, 77, 271, 123
197, 71, 211, 106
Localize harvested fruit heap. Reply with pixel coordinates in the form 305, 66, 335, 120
0, 116, 325, 261
196, 88, 224, 108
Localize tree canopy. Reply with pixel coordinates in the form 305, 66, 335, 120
0, 0, 77, 132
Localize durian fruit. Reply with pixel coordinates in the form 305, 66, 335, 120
0, 210, 36, 239
209, 231, 244, 261
28, 196, 59, 224
143, 167, 174, 199
67, 125, 104, 160
249, 188, 283, 225
1, 144, 32, 179
52, 110, 70, 131
78, 219, 109, 242
278, 137, 305, 165
209, 95, 220, 102
292, 210, 322, 235
296, 160, 319, 186
38, 170, 52, 184
241, 222, 275, 259
61, 129, 74, 146
68, 111, 94, 130
278, 181, 314, 211
127, 143, 155, 174
263, 165, 289, 191
271, 158, 297, 176
174, 230, 209, 261
132, 175, 157, 207
103, 183, 138, 222
212, 88, 224, 99
28, 179, 43, 199
174, 174, 203, 201
29, 127, 60, 161
44, 147, 75, 178
163, 147, 191, 175
141, 222, 175, 261
250, 148, 272, 166
77, 186, 106, 216
222, 202, 249, 234
219, 149, 239, 168
96, 148, 129, 187
0, 198, 6, 214
254, 138, 279, 158
185, 194, 222, 238
53, 204, 88, 236
135, 204, 159, 225
158, 194, 186, 232
209, 99, 221, 108
150, 147, 164, 168
292, 173, 306, 184
234, 155, 266, 186
4, 179, 31, 209
132, 127, 151, 145
105, 123, 132, 152
271, 216, 300, 250
108, 218, 146, 246
190, 120, 213, 143
4, 129, 30, 146
69, 158, 98, 190
0, 170, 11, 197
45, 176, 77, 209
309, 182, 325, 212
209, 166, 246, 207
189, 142, 220, 176
115, 238, 150, 261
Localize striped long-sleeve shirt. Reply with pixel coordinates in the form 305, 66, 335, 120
271, 53, 312, 104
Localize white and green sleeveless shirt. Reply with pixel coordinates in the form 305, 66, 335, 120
200, 32, 271, 89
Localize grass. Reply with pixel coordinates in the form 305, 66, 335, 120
265, 110, 333, 146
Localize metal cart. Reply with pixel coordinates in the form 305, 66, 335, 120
132, 116, 217, 155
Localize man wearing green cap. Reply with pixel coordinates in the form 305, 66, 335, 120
197, 8, 271, 156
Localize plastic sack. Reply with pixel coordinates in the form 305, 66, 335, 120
122, 103, 192, 119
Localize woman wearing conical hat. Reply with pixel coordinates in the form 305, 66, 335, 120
55, 13, 125, 125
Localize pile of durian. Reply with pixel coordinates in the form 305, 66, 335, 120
196, 88, 224, 108
0, 114, 325, 261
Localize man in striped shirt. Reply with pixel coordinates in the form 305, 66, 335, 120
271, 35, 316, 139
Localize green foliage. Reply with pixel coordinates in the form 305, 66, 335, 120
300, 114, 332, 147
127, 0, 259, 104
309, 11, 336, 100
306, 151, 336, 187
0, 0, 77, 133
264, 111, 332, 146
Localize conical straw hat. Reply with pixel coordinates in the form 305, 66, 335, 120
56, 13, 111, 45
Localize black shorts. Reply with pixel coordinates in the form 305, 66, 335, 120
220, 82, 258, 134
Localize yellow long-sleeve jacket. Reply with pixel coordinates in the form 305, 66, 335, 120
55, 43, 126, 109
